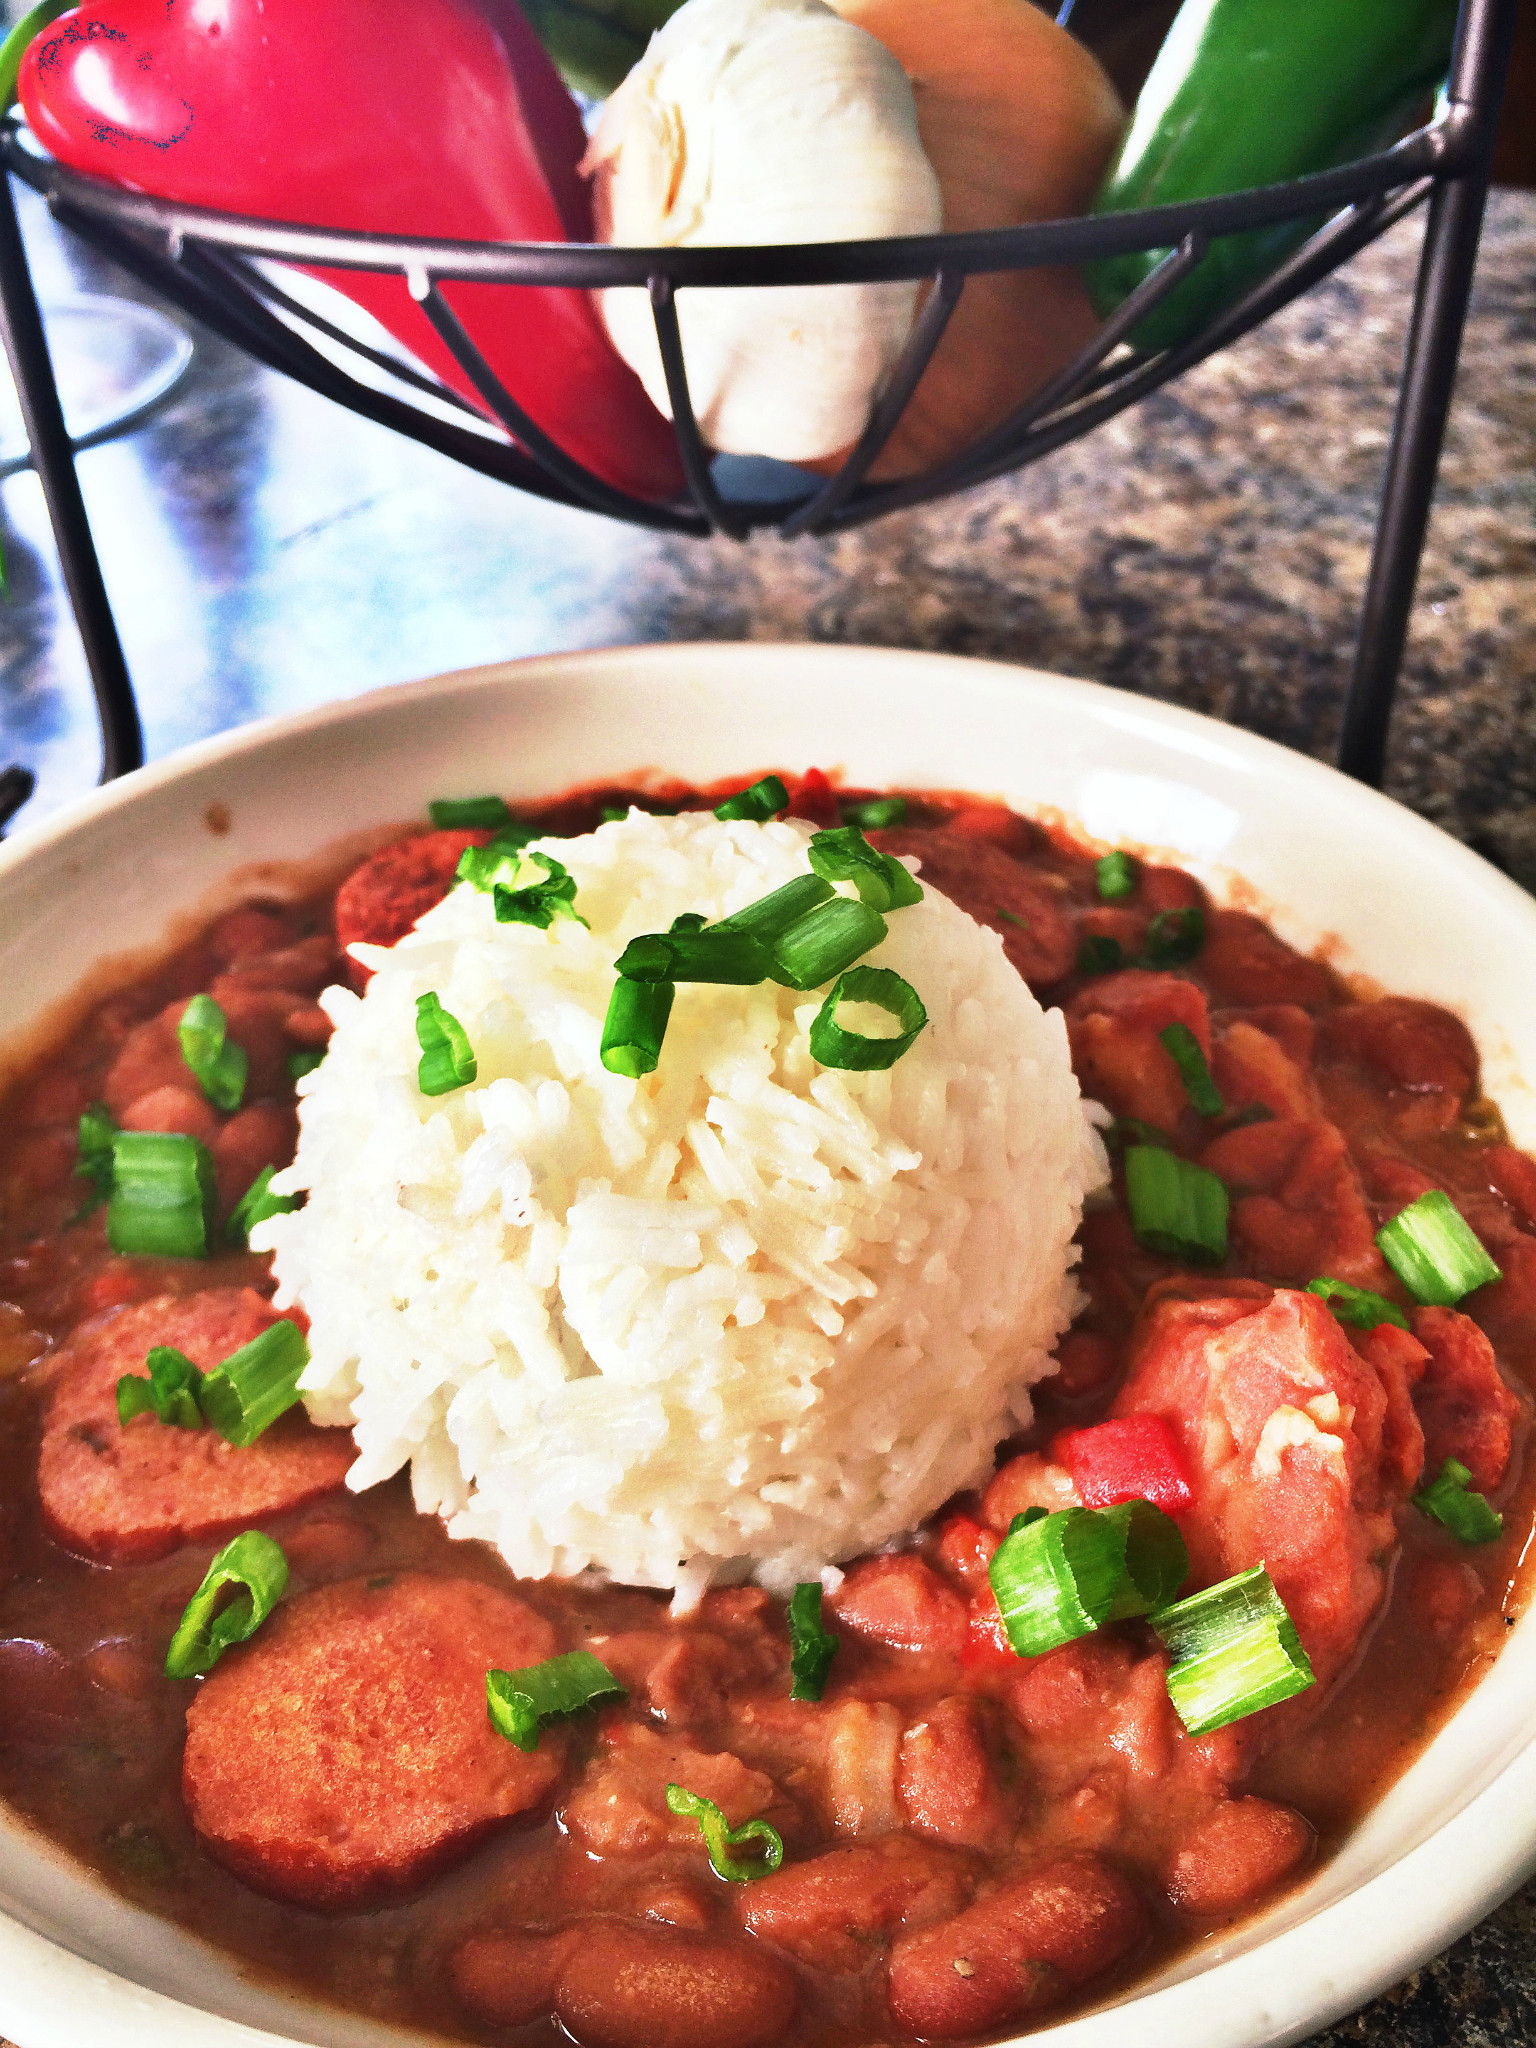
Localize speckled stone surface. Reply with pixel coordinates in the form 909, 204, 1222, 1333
0, 180, 1534, 2048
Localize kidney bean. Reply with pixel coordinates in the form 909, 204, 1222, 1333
556, 1921, 797, 2048
450, 1928, 576, 2028
120, 1084, 219, 1145
1164, 1797, 1314, 1916
831, 1554, 968, 1656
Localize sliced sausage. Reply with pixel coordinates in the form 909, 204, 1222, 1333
333, 828, 490, 974
886, 1857, 1147, 2038
870, 827, 1076, 984
183, 1573, 562, 1909
38, 1291, 354, 1565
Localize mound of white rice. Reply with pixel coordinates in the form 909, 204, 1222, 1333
258, 809, 1106, 1597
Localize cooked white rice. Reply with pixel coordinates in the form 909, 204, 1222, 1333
257, 809, 1106, 1596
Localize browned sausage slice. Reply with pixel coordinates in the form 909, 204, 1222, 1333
183, 1572, 562, 1909
886, 1857, 1147, 2038
334, 829, 490, 965
871, 828, 1076, 984
38, 1291, 354, 1565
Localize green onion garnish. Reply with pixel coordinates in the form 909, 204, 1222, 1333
600, 976, 675, 1078
287, 1048, 324, 1082
1153, 1565, 1315, 1735
1307, 1276, 1409, 1331
1124, 1144, 1228, 1263
988, 1499, 1189, 1659
613, 927, 772, 985
106, 1131, 216, 1258
712, 873, 835, 945
1077, 934, 1125, 977
788, 1583, 839, 1702
1142, 906, 1205, 967
117, 1345, 205, 1430
226, 1164, 300, 1248
1413, 1456, 1503, 1544
199, 1319, 309, 1448
178, 994, 248, 1114
492, 852, 585, 930
1095, 851, 1137, 901
807, 827, 923, 912
486, 1649, 627, 1751
771, 897, 887, 991
164, 1530, 289, 1680
808, 966, 927, 1072
713, 775, 789, 823
455, 828, 542, 891
599, 806, 629, 824
72, 1100, 119, 1218
415, 992, 477, 1097
1224, 1102, 1275, 1130
665, 1784, 784, 1883
1107, 1116, 1172, 1150
840, 796, 908, 829
429, 794, 510, 830
1377, 1190, 1502, 1305
1158, 1022, 1225, 1118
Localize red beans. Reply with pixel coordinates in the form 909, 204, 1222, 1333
559, 1922, 798, 2048
1319, 997, 1478, 1101
870, 828, 1077, 984
184, 1574, 563, 1909
450, 1928, 576, 2027
1165, 1797, 1314, 1916
886, 1858, 1148, 2039
120, 1084, 219, 1144
831, 1554, 969, 1657
897, 1696, 1009, 1849
739, 1838, 969, 1972
1067, 969, 1212, 1131
38, 1290, 353, 1564
1197, 910, 1339, 1010
1412, 1306, 1521, 1493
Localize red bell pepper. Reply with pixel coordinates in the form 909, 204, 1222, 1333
1056, 1414, 1195, 1516
19, 0, 682, 501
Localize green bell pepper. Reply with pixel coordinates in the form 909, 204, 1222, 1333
516, 0, 686, 98
1085, 0, 1461, 354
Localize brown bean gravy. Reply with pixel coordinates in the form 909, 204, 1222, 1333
0, 773, 1531, 2048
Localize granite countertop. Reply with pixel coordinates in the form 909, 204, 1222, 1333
1, 176, 1534, 2048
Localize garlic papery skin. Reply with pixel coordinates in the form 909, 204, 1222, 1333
584, 0, 942, 463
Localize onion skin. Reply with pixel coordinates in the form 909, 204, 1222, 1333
826, 0, 1125, 480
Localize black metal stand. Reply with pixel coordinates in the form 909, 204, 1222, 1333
0, 0, 1517, 803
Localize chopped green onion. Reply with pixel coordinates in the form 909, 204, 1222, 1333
106, 1131, 215, 1259
840, 795, 908, 830
117, 1346, 205, 1430
415, 993, 477, 1097
1224, 1102, 1274, 1130
1158, 1022, 1225, 1118
988, 1500, 1190, 1659
809, 966, 927, 1072
599, 806, 629, 824
788, 1583, 839, 1702
1142, 906, 1205, 968
1413, 1456, 1503, 1544
601, 977, 675, 1078
164, 1531, 289, 1680
1124, 1144, 1227, 1264
492, 852, 585, 930
486, 1649, 627, 1751
771, 897, 886, 991
807, 827, 922, 912
226, 1164, 300, 1248
1307, 1276, 1409, 1332
1078, 934, 1125, 977
997, 909, 1028, 928
1154, 1565, 1315, 1735
714, 775, 788, 823
456, 833, 540, 893
670, 911, 708, 935
178, 994, 247, 1114
613, 928, 772, 985
286, 1048, 325, 1082
199, 1319, 309, 1448
429, 794, 510, 830
665, 1784, 784, 1883
712, 874, 835, 946
1377, 1190, 1501, 1306
1095, 851, 1137, 901
72, 1101, 118, 1218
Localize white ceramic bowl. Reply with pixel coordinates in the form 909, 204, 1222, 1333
2, 642, 1534, 2048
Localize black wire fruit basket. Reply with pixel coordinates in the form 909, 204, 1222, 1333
0, 0, 1519, 817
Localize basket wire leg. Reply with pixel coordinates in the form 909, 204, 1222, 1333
1336, 0, 1518, 787
0, 166, 142, 783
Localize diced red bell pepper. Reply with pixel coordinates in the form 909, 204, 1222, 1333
787, 768, 841, 827
962, 1587, 1020, 1673
20, 0, 682, 501
1055, 1414, 1195, 1515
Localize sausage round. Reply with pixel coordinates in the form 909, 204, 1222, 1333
183, 1572, 562, 1909
38, 1290, 354, 1565
334, 829, 489, 968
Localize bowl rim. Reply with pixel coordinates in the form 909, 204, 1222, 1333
2, 639, 1534, 2048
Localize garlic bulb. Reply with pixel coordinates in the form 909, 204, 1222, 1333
584, 0, 942, 463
